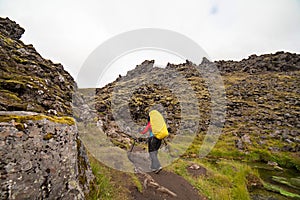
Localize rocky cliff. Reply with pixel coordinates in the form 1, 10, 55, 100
0, 17, 93, 199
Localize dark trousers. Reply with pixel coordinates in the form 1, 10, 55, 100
148, 136, 162, 169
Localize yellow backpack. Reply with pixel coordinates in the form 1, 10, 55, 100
149, 110, 169, 140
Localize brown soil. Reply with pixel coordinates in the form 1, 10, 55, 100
130, 169, 206, 200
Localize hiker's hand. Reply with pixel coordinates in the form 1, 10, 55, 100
131, 134, 136, 140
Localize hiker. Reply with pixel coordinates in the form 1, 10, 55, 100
140, 110, 168, 173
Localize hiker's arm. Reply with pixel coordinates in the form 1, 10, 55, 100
140, 122, 151, 134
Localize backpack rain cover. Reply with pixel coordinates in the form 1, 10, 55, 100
149, 110, 169, 139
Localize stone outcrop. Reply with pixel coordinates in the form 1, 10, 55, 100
0, 17, 24, 40
216, 51, 300, 74
0, 18, 75, 116
0, 18, 93, 199
0, 112, 93, 199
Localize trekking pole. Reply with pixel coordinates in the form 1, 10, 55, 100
161, 139, 170, 152
129, 136, 137, 152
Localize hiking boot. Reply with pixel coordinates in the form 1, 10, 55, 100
154, 167, 162, 174
150, 167, 157, 172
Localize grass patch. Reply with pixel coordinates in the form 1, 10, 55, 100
87, 156, 115, 200
87, 153, 140, 200
195, 131, 300, 171
130, 173, 143, 193
166, 158, 260, 200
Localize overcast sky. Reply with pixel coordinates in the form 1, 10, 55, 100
1, 0, 300, 87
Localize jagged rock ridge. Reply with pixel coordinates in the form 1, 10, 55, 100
216, 51, 300, 74
95, 52, 300, 160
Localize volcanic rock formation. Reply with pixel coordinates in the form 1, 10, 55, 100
0, 17, 93, 199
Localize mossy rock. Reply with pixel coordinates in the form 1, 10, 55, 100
290, 178, 300, 188
0, 114, 75, 125
263, 183, 300, 198
15, 122, 25, 131
0, 89, 21, 101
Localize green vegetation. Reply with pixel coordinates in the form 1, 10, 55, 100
0, 46, 75, 116
159, 126, 300, 199
0, 33, 15, 45
0, 114, 75, 125
110, 138, 130, 149
130, 173, 143, 193
166, 158, 261, 200
264, 183, 300, 198
43, 133, 54, 140
207, 144, 300, 171
87, 154, 141, 200
11, 55, 32, 65
0, 89, 22, 101
87, 156, 115, 200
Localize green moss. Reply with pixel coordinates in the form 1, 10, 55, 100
130, 174, 143, 192
264, 183, 300, 198
110, 139, 129, 149
290, 178, 300, 188
0, 89, 26, 110
272, 176, 293, 188
246, 149, 300, 171
76, 139, 89, 188
11, 55, 33, 65
43, 133, 54, 140
0, 33, 14, 45
209, 148, 245, 160
0, 90, 21, 101
0, 114, 75, 125
0, 79, 26, 87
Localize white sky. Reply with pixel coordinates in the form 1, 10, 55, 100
1, 0, 300, 87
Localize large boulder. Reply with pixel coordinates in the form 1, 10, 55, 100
0, 18, 94, 199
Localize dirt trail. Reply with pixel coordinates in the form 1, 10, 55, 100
131, 170, 205, 200
128, 148, 205, 200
